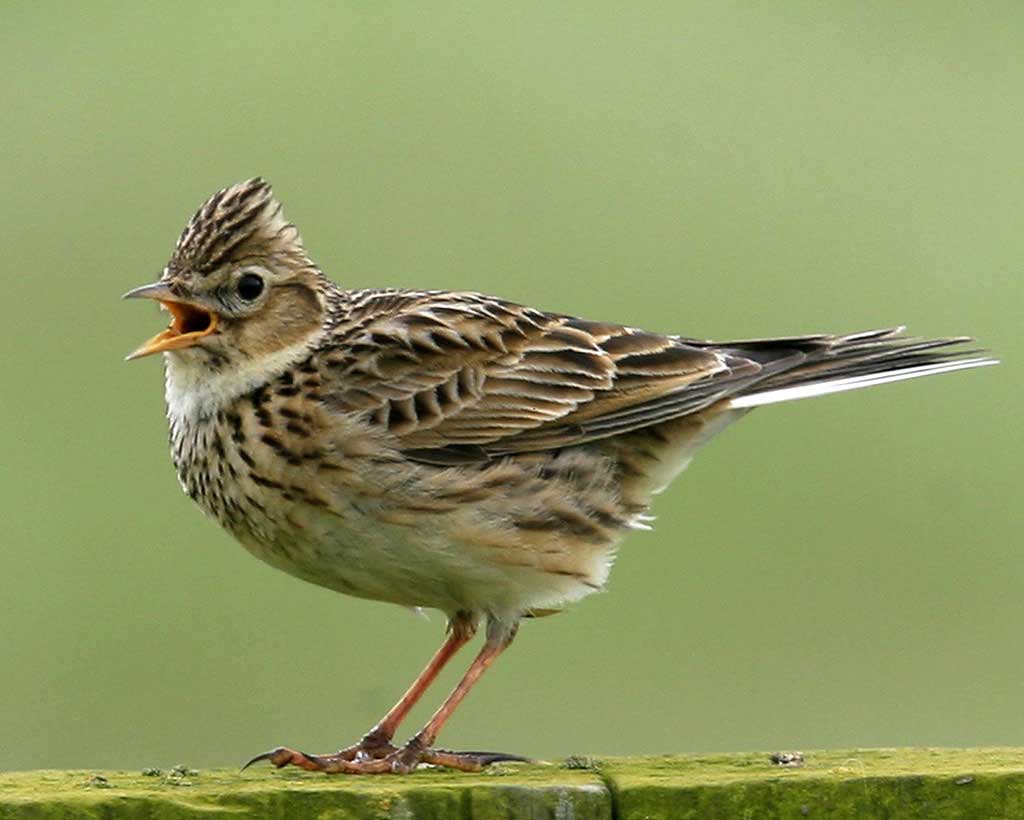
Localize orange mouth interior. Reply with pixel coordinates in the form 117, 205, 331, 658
126, 300, 218, 360
167, 300, 215, 335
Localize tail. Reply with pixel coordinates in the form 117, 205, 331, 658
696, 328, 998, 410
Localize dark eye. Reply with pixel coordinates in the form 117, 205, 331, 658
237, 273, 264, 301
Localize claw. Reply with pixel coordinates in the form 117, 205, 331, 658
241, 747, 323, 772
241, 747, 285, 771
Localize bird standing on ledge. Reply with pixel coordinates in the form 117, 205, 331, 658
125, 178, 995, 774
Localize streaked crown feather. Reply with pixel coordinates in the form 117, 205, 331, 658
169, 178, 311, 275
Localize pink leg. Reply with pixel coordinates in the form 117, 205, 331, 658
352, 613, 477, 755
244, 618, 528, 774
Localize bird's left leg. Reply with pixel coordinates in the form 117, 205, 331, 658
247, 617, 528, 774
388, 618, 528, 773
242, 612, 477, 772
343, 611, 479, 759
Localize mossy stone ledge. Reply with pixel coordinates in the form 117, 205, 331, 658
2, 747, 1023, 819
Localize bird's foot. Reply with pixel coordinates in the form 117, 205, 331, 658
242, 739, 530, 775
337, 730, 400, 762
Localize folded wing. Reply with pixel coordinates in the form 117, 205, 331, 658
318, 290, 993, 464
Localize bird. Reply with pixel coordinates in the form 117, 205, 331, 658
125, 178, 996, 775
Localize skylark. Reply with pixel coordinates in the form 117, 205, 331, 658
126, 178, 995, 774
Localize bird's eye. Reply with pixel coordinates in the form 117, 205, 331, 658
237, 273, 265, 301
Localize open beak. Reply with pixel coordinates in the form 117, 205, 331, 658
123, 282, 219, 360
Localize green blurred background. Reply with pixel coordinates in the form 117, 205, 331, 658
2, 2, 1020, 772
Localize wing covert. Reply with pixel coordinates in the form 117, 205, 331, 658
318, 291, 741, 460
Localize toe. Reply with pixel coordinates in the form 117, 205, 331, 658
422, 749, 533, 771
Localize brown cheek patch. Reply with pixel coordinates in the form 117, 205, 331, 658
237, 282, 323, 357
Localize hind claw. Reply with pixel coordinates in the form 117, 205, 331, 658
241, 747, 319, 771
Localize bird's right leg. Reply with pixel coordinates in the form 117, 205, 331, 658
250, 610, 477, 766
247, 616, 526, 774
341, 611, 478, 760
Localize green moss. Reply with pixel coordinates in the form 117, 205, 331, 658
3, 749, 1023, 819
0, 764, 609, 819
599, 748, 1024, 820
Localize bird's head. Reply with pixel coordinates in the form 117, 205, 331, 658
125, 179, 328, 394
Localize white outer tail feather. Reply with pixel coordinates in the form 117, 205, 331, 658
728, 357, 998, 409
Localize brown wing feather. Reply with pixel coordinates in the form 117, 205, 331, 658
318, 291, 750, 461
318, 292, 982, 465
